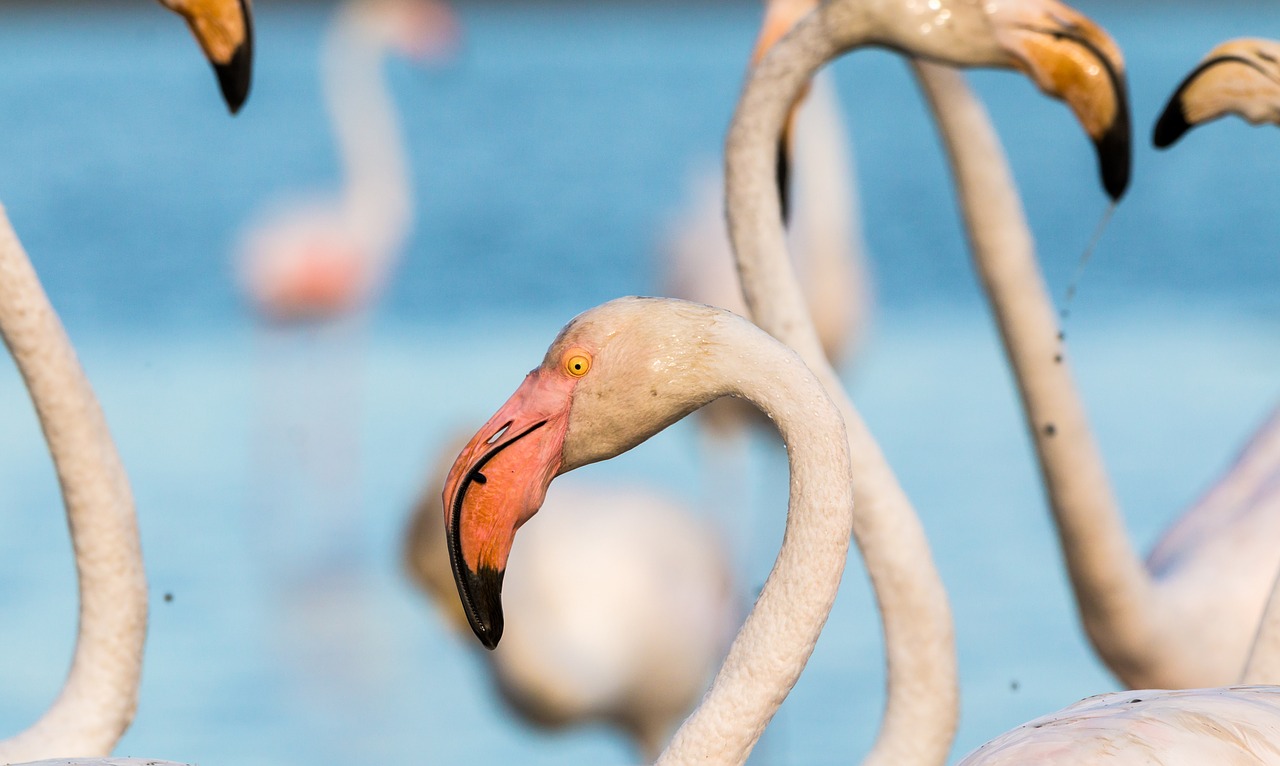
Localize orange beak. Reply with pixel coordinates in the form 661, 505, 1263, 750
173, 0, 254, 113
442, 368, 575, 648
1153, 39, 1280, 148
995, 1, 1131, 199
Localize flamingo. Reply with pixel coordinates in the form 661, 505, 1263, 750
715, 0, 1128, 759
157, 0, 254, 113
236, 0, 458, 324
903, 29, 1280, 689
403, 443, 737, 761
440, 296, 863, 765
0, 207, 149, 762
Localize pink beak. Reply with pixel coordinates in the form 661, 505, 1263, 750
442, 368, 574, 648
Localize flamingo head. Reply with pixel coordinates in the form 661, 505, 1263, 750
442, 298, 726, 648
1153, 38, 1280, 148
158, 0, 254, 113
349, 0, 462, 63
984, 0, 1131, 199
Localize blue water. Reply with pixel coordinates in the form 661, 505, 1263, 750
0, 1, 1277, 764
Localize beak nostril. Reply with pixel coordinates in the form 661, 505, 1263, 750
486, 422, 511, 445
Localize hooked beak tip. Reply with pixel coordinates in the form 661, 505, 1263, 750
460, 564, 506, 649
214, 0, 254, 114
1152, 99, 1191, 149
1095, 115, 1131, 201
214, 41, 252, 114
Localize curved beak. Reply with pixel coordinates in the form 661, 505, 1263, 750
442, 370, 573, 649
995, 1, 1131, 200
1153, 39, 1280, 148
175, 0, 254, 113
749, 0, 817, 222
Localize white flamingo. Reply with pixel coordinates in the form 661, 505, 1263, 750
236, 0, 457, 324
907, 30, 1280, 689
404, 445, 737, 760
157, 0, 254, 112
0, 208, 159, 763
716, 0, 1128, 759
439, 296, 862, 766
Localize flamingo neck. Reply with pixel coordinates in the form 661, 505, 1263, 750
0, 206, 145, 761
657, 310, 854, 766
322, 11, 414, 256
911, 62, 1160, 683
725, 10, 958, 766
788, 72, 868, 364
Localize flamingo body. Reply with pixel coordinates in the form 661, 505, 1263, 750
405, 476, 736, 759
960, 687, 1280, 765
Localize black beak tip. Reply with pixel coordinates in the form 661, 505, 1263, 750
214, 0, 254, 114
1094, 113, 1132, 202
461, 564, 506, 650
1152, 99, 1191, 150
214, 42, 253, 115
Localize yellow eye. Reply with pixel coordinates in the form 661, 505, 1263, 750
564, 351, 591, 378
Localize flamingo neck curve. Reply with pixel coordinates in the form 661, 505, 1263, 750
322, 9, 414, 260
725, 9, 957, 766
655, 307, 854, 766
0, 206, 146, 761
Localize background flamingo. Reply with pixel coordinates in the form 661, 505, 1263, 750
404, 444, 736, 760
236, 0, 457, 324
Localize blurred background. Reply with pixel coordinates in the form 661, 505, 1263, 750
0, 0, 1276, 763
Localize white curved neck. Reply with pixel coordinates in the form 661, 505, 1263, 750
322, 8, 413, 254
725, 11, 957, 766
658, 312, 854, 766
910, 62, 1159, 678
0, 207, 146, 760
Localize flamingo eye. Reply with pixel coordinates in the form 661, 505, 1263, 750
564, 351, 592, 378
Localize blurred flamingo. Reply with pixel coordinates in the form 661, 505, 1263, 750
404, 445, 737, 760
234, 0, 459, 754
236, 0, 458, 324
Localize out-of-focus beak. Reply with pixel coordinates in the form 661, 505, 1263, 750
1153, 38, 1280, 148
442, 370, 573, 649
995, 1, 1131, 200
177, 0, 254, 113
749, 0, 817, 221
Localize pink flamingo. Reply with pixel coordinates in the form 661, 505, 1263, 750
236, 0, 458, 324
